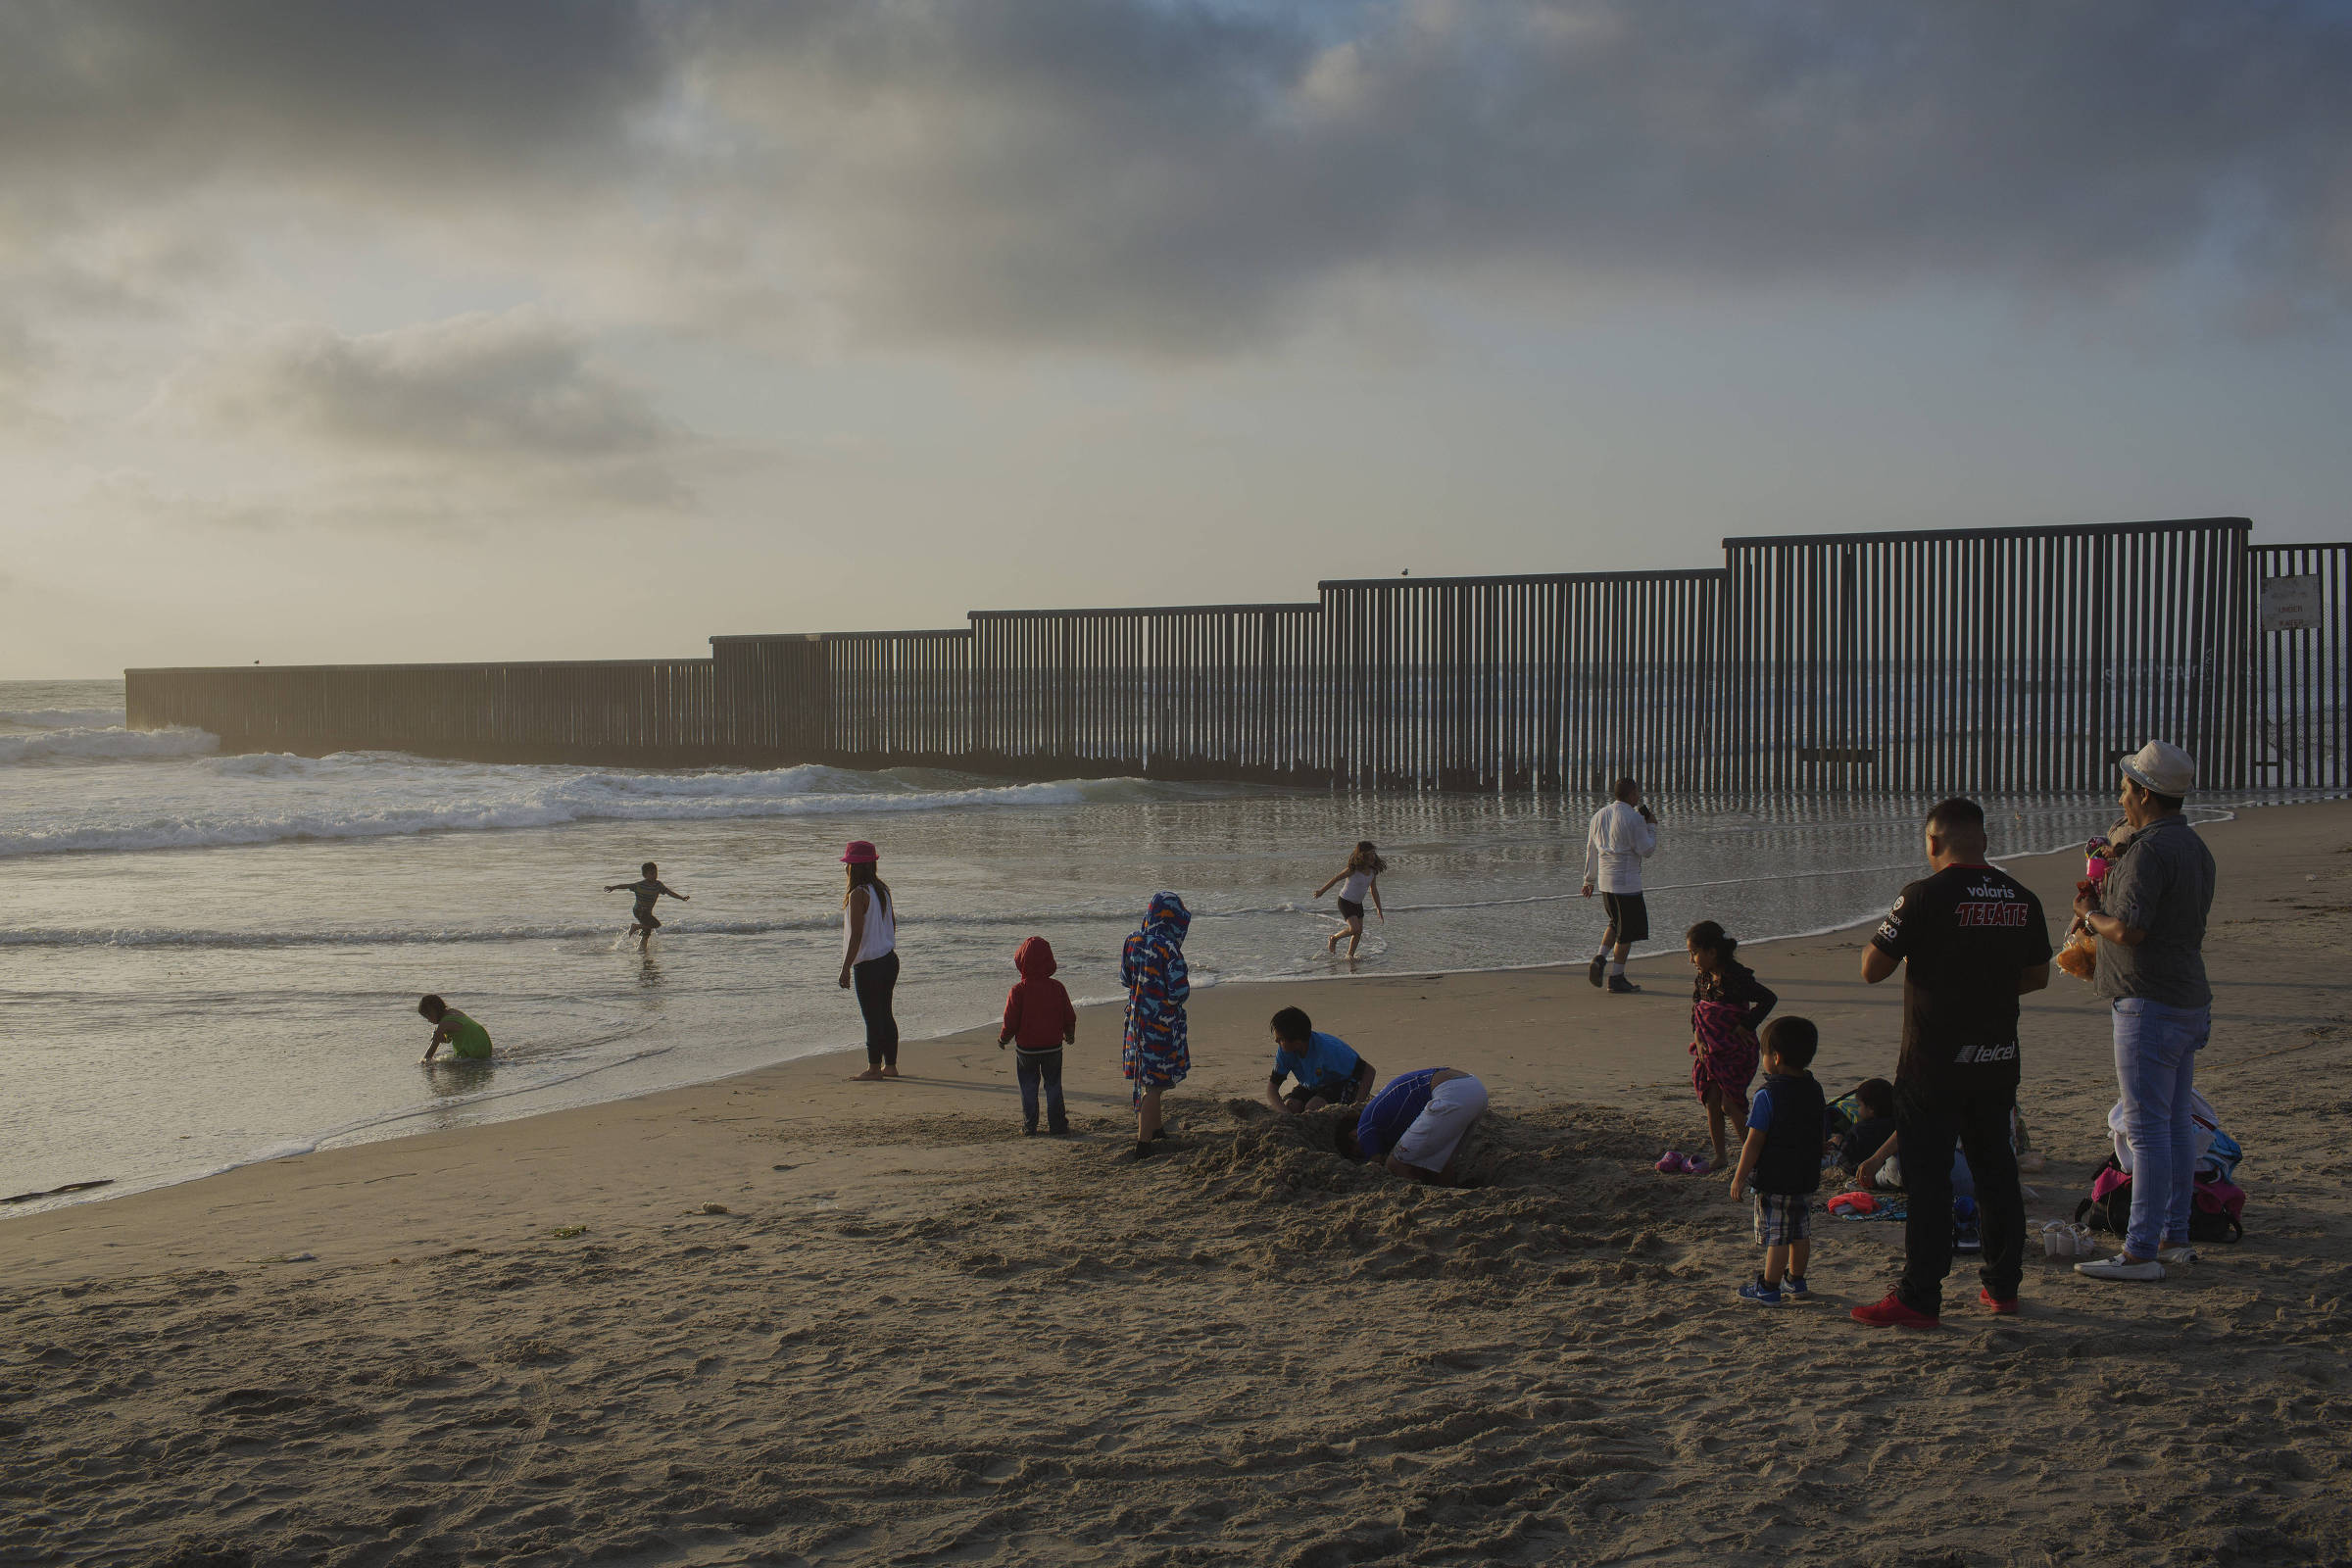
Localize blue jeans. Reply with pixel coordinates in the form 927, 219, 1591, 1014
1016, 1049, 1067, 1134
2112, 998, 2210, 1258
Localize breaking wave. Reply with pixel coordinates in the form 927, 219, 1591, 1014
0, 754, 1238, 859
0, 707, 126, 730
0, 726, 218, 764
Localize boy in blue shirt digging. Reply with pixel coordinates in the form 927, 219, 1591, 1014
1264, 1006, 1376, 1113
1725, 1015, 1827, 1304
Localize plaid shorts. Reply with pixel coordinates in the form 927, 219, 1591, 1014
1754, 1192, 1812, 1248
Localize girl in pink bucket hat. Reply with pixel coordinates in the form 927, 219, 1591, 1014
837, 841, 900, 1079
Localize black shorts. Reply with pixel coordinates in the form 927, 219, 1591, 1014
633, 907, 662, 930
1337, 898, 1365, 921
1283, 1078, 1360, 1112
1600, 892, 1648, 944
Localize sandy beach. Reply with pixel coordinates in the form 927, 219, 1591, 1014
6, 800, 2350, 1567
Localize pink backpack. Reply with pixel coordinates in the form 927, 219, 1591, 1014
2076, 1155, 2244, 1243
2189, 1173, 2246, 1243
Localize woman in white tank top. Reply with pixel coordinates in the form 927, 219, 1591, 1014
837, 840, 900, 1078
1313, 840, 1388, 960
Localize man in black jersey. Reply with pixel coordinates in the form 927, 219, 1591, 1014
1851, 797, 2052, 1329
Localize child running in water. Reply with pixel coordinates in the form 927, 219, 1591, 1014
1314, 841, 1386, 958
1677, 919, 1778, 1174
605, 861, 688, 952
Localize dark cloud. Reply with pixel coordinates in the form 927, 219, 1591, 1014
0, 0, 666, 193
5, 1, 2352, 354
681, 0, 2352, 348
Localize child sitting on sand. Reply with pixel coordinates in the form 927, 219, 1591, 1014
999, 937, 1076, 1137
417, 994, 492, 1064
605, 861, 689, 952
1825, 1077, 1897, 1175
1725, 1016, 1825, 1304
1314, 841, 1386, 958
1264, 1006, 1377, 1113
1675, 920, 1778, 1174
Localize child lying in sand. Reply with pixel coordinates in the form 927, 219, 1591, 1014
1339, 1067, 1489, 1186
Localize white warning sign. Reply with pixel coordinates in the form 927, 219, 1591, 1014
2262, 574, 2325, 633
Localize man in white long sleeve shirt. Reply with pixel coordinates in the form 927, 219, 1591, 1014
1582, 776, 1659, 995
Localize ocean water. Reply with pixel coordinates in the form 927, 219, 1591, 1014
0, 678, 2230, 1215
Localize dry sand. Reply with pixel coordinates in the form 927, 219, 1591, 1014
6, 801, 2351, 1567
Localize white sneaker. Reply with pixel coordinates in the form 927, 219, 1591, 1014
2075, 1253, 2166, 1282
2158, 1245, 2197, 1265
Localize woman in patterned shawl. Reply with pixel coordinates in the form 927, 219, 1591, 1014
1685, 919, 1778, 1174
1121, 891, 1192, 1156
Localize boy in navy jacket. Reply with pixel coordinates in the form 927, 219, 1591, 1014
1725, 1016, 1826, 1305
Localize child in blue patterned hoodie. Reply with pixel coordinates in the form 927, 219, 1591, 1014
1121, 892, 1192, 1158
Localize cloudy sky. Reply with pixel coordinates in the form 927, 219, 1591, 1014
5, 0, 2350, 676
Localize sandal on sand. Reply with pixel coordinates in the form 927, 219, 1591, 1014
1654, 1151, 1686, 1173
1679, 1154, 1715, 1175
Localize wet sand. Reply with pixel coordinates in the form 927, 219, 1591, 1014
5, 801, 2349, 1566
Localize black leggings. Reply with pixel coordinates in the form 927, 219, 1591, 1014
853, 951, 901, 1068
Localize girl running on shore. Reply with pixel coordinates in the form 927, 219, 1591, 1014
1121, 892, 1192, 1156
1681, 920, 1778, 1173
837, 840, 900, 1081
1314, 841, 1387, 958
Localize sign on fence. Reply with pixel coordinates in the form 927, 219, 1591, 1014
2262, 573, 2326, 632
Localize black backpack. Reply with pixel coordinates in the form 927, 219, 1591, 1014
2074, 1154, 2132, 1235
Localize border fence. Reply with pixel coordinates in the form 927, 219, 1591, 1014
127, 515, 2349, 792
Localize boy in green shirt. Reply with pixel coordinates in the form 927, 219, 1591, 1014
418, 994, 493, 1063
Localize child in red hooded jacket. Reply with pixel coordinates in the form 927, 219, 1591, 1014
1001, 936, 1078, 1135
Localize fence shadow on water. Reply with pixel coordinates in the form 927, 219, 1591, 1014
126, 517, 2351, 793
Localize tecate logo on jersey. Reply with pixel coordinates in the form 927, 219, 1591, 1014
1955, 901, 2032, 927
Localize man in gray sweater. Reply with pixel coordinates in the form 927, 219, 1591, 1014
2071, 741, 2216, 1284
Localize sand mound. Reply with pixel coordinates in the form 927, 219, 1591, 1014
1176, 1100, 1714, 1293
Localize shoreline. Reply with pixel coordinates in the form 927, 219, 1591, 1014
6, 798, 2349, 1564
0, 798, 2262, 1223
1, 797, 2320, 1278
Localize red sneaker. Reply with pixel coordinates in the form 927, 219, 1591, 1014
1850, 1293, 1939, 1329
1980, 1287, 2020, 1316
